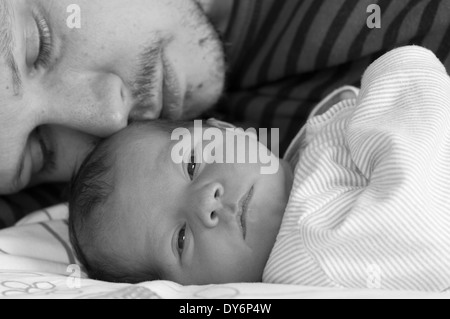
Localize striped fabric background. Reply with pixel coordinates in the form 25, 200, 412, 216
220, 0, 450, 153
263, 46, 450, 292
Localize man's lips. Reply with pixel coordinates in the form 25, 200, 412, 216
237, 186, 254, 239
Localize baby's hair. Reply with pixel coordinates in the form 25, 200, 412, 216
69, 120, 195, 283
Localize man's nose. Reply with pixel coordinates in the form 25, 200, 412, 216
194, 182, 230, 228
42, 72, 150, 138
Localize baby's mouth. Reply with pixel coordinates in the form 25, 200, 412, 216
238, 186, 254, 240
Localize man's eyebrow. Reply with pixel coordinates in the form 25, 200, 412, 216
0, 0, 23, 96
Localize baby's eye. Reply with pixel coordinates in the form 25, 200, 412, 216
187, 150, 197, 180
177, 225, 186, 257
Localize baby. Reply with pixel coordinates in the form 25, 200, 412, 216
69, 46, 450, 292
69, 118, 294, 285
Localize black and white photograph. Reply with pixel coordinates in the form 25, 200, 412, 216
0, 0, 450, 301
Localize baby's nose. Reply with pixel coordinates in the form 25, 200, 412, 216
196, 182, 226, 228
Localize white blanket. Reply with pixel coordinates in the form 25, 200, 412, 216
264, 46, 450, 292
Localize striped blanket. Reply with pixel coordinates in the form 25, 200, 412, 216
222, 0, 450, 153
263, 46, 450, 292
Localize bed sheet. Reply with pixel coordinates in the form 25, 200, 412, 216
0, 204, 447, 299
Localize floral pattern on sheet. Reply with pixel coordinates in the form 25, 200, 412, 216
1, 280, 82, 297
0, 271, 162, 299
76, 286, 161, 299
0, 271, 81, 297
0, 279, 161, 299
0, 272, 445, 299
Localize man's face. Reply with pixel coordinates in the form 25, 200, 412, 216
0, 0, 225, 194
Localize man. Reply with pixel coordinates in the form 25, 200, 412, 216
1, 0, 450, 224
0, 0, 229, 195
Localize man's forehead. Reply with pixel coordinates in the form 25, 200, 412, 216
0, 0, 22, 97
0, 0, 13, 54
0, 0, 28, 193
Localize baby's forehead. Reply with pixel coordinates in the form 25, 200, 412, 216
112, 121, 184, 144
106, 120, 199, 161
127, 120, 193, 137
126, 121, 174, 135
109, 120, 226, 158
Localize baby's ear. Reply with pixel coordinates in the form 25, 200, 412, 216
206, 118, 236, 129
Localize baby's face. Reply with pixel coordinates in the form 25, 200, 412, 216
105, 122, 293, 285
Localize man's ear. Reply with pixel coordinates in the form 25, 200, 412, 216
206, 118, 237, 129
